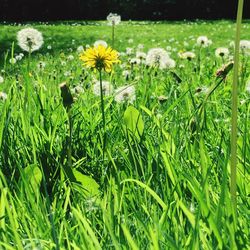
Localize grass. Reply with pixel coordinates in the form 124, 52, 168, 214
0, 20, 250, 249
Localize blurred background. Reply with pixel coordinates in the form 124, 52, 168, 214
0, 0, 249, 21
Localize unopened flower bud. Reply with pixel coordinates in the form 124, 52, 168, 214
216, 61, 234, 79
59, 82, 74, 109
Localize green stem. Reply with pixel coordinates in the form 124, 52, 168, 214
28, 48, 31, 72
230, 0, 244, 227
197, 45, 202, 76
112, 22, 115, 48
67, 107, 73, 169
99, 70, 106, 159
24, 49, 31, 111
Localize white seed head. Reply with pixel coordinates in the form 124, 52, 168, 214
17, 27, 44, 52
114, 85, 136, 103
107, 13, 121, 25
215, 47, 230, 58
145, 48, 170, 69
94, 40, 108, 48
197, 36, 210, 47
93, 80, 113, 96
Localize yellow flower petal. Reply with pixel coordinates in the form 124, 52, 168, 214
79, 45, 120, 71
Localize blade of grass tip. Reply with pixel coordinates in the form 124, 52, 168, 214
11, 42, 14, 61
178, 200, 195, 228
149, 226, 159, 250
0, 242, 16, 250
4, 191, 23, 249
72, 208, 101, 250
40, 170, 60, 250
121, 179, 167, 210
101, 209, 120, 250
0, 188, 7, 242
121, 224, 140, 250
3, 51, 9, 73
231, 0, 244, 228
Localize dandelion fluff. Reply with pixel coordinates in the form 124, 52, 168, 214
17, 27, 44, 53
93, 80, 113, 96
114, 85, 136, 103
145, 48, 170, 69
215, 47, 229, 58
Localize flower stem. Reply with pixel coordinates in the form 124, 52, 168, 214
28, 47, 31, 72
112, 22, 115, 48
67, 107, 73, 169
230, 0, 244, 227
99, 70, 106, 159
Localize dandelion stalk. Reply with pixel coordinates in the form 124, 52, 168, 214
79, 45, 120, 163
28, 47, 31, 72
197, 45, 202, 75
79, 44, 120, 159
59, 82, 76, 182
107, 13, 120, 48
67, 107, 73, 169
99, 69, 106, 158
24, 47, 31, 110
112, 21, 115, 48
230, 0, 244, 225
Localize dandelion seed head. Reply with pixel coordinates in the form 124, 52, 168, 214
179, 51, 196, 60
240, 40, 250, 55
17, 27, 44, 53
197, 36, 210, 47
165, 58, 176, 69
240, 40, 250, 50
190, 203, 195, 213
77, 46, 84, 53
126, 47, 133, 55
94, 40, 108, 48
72, 85, 84, 95
122, 70, 130, 79
114, 85, 136, 103
215, 47, 229, 58
130, 58, 141, 65
128, 38, 134, 44
158, 95, 168, 103
246, 80, 250, 94
146, 48, 170, 69
195, 86, 209, 96
37, 61, 46, 70
93, 80, 113, 96
9, 58, 16, 64
15, 55, 22, 61
107, 13, 121, 25
0, 92, 7, 101
67, 55, 74, 61
136, 51, 147, 60
137, 44, 144, 50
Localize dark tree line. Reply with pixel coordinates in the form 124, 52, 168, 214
0, 0, 249, 21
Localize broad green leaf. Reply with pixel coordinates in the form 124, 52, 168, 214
23, 164, 42, 191
73, 169, 99, 197
123, 106, 144, 141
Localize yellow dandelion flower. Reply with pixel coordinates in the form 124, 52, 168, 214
79, 45, 120, 72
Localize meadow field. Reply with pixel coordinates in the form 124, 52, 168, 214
0, 20, 249, 249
